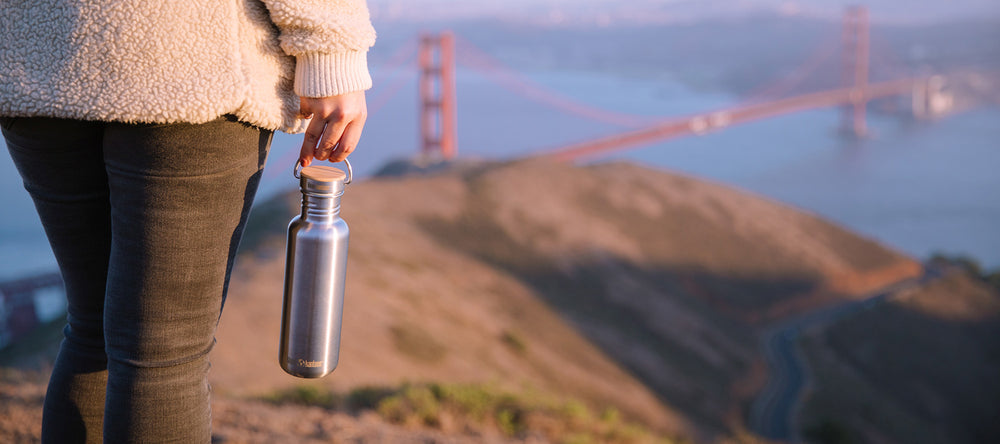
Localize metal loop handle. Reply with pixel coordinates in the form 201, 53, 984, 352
293, 158, 353, 185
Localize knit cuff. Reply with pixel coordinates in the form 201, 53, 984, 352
294, 50, 372, 98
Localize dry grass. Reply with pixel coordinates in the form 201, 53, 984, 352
212, 162, 687, 437
412, 160, 920, 436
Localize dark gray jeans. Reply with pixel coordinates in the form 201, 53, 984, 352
1, 116, 272, 443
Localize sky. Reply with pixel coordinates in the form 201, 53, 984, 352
368, 0, 1000, 25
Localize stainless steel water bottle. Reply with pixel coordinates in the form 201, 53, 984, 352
280, 159, 352, 378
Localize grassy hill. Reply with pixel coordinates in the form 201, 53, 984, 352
213, 160, 689, 437
212, 159, 920, 441
12, 159, 983, 443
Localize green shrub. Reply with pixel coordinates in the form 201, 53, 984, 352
500, 330, 528, 354
403, 385, 442, 426
263, 385, 339, 409
376, 396, 407, 423
376, 385, 442, 427
346, 386, 394, 411
561, 400, 591, 423
263, 382, 680, 443
431, 382, 494, 420
561, 433, 595, 444
601, 407, 621, 424
496, 407, 523, 436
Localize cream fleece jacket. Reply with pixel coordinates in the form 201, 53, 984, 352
0, 0, 376, 133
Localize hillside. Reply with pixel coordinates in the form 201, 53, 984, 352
800, 271, 1000, 444
8, 159, 967, 442
213, 160, 688, 436
211, 159, 921, 440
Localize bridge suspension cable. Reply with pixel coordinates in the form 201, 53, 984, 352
742, 35, 842, 102
453, 34, 660, 128
867, 34, 914, 81
368, 39, 419, 115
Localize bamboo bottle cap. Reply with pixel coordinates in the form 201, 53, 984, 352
301, 165, 347, 183
300, 165, 348, 196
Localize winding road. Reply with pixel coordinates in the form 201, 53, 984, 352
748, 268, 941, 441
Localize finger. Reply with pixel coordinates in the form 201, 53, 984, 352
298, 97, 313, 118
299, 117, 326, 166
329, 119, 365, 162
315, 119, 348, 161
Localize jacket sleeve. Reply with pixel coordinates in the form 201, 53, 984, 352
261, 0, 376, 97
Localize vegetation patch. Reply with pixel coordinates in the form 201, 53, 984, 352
262, 384, 341, 409
930, 253, 1000, 291
500, 329, 528, 355
263, 382, 680, 443
389, 323, 448, 363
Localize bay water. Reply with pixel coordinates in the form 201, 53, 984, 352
2, 68, 998, 283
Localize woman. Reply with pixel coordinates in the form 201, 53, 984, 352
0, 1, 375, 442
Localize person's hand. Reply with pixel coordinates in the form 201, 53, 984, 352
298, 91, 367, 166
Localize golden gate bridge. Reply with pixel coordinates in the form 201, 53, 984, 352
256, 5, 959, 178
365, 5, 948, 163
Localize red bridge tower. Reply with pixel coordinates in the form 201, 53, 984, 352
841, 5, 870, 137
418, 32, 457, 159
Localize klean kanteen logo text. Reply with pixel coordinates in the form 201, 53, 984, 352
298, 359, 322, 368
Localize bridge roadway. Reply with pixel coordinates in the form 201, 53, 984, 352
748, 266, 944, 441
0, 272, 62, 298
0, 272, 64, 348
543, 78, 919, 162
